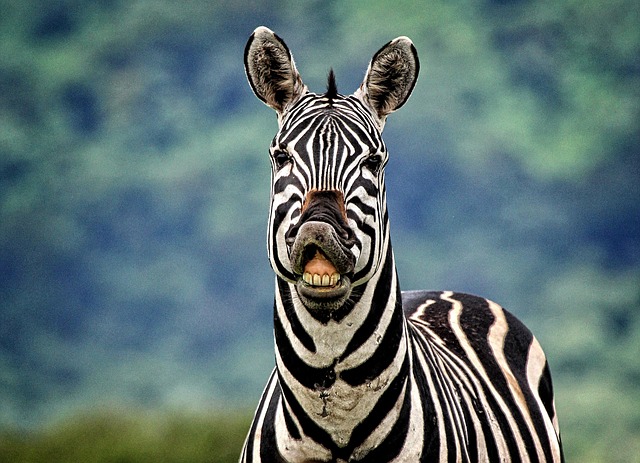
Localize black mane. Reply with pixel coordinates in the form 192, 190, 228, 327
325, 69, 338, 101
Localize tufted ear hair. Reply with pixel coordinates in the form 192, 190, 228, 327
244, 26, 308, 117
354, 37, 419, 128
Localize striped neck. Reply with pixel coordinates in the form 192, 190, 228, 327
273, 241, 412, 458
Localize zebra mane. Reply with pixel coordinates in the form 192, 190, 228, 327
325, 69, 338, 101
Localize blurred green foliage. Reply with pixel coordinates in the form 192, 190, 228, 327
0, 410, 251, 463
0, 0, 638, 461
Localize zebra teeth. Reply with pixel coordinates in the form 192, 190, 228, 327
303, 272, 341, 288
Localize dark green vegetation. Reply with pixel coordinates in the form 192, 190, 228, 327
0, 0, 638, 461
0, 410, 251, 462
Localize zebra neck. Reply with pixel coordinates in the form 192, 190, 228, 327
274, 243, 404, 377
273, 246, 411, 451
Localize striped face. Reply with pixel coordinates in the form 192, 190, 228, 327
267, 90, 389, 311
244, 27, 419, 313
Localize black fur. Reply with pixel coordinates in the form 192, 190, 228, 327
326, 69, 338, 101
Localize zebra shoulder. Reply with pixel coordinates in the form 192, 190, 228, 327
403, 290, 557, 420
401, 290, 540, 377
403, 290, 526, 335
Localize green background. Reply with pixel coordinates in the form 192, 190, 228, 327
1, 1, 638, 461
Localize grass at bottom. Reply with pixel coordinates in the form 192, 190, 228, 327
0, 408, 253, 463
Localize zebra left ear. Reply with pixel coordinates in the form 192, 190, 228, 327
355, 37, 419, 126
244, 26, 308, 117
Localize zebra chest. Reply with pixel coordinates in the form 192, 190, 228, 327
275, 374, 410, 462
277, 315, 408, 437
282, 368, 398, 440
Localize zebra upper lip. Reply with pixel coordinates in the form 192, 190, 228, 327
289, 221, 355, 279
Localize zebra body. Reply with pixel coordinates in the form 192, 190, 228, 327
241, 26, 563, 462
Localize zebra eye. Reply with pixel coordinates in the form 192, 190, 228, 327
362, 154, 384, 174
272, 150, 291, 169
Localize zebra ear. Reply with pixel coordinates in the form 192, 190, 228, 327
355, 37, 419, 125
244, 26, 308, 116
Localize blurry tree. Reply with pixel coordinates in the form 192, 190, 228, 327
0, 0, 638, 460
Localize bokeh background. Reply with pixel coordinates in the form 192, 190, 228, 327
1, 1, 639, 461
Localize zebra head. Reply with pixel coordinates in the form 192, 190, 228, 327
245, 27, 419, 315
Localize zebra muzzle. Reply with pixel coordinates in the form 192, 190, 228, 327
289, 221, 355, 310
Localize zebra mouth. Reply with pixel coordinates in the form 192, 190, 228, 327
301, 246, 342, 288
301, 244, 342, 291
296, 246, 352, 311
289, 221, 354, 311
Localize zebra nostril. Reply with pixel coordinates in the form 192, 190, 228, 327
285, 225, 299, 248
344, 227, 355, 243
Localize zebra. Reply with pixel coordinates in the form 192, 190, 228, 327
240, 26, 563, 462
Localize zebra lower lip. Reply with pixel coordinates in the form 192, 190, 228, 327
296, 275, 351, 311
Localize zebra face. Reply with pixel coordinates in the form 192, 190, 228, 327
245, 27, 419, 313
269, 95, 387, 312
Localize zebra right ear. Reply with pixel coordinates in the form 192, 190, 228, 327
244, 27, 308, 116
355, 36, 419, 127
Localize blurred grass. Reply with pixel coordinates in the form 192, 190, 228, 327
0, 409, 251, 463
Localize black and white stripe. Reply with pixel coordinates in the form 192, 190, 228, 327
240, 26, 563, 462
